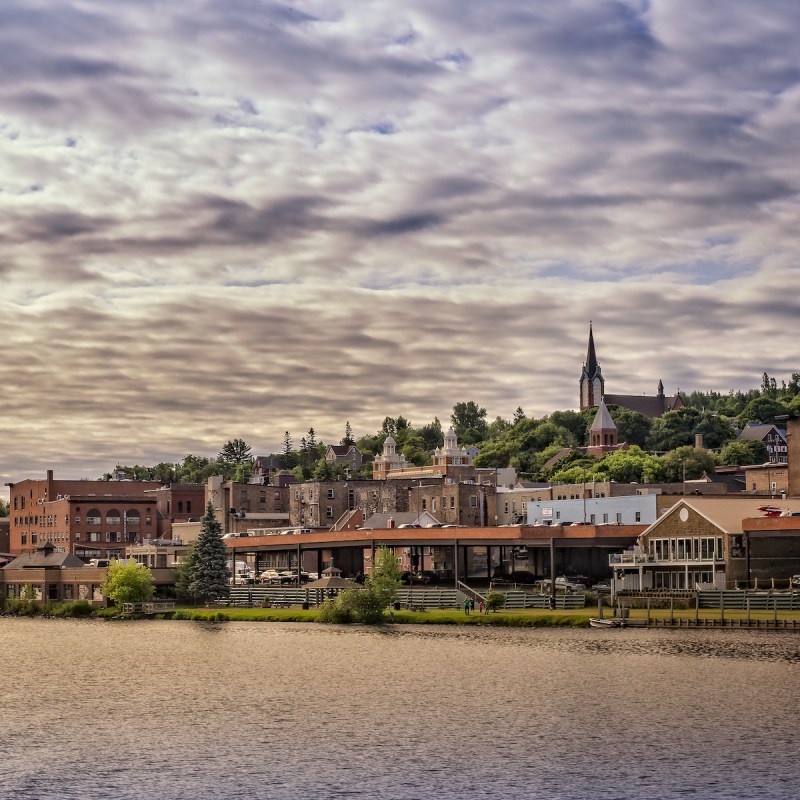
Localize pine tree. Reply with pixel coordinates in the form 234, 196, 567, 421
341, 421, 354, 447
188, 502, 229, 603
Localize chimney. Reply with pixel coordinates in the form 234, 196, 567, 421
694, 434, 704, 450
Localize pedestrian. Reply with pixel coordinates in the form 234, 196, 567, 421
470, 598, 475, 613
464, 597, 470, 615
478, 600, 484, 614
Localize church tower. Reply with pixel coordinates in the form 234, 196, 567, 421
579, 322, 604, 410
587, 398, 618, 457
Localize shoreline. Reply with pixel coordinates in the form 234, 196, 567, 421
5, 604, 800, 629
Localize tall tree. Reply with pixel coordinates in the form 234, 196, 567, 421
451, 401, 488, 439
341, 421, 355, 447
661, 446, 717, 482
188, 502, 229, 603
174, 545, 197, 604
218, 438, 252, 465
418, 417, 444, 450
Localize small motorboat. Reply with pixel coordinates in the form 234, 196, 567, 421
589, 617, 622, 628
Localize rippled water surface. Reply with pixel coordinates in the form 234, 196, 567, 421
2, 619, 799, 799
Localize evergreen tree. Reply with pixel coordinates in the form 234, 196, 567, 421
218, 438, 252, 465
175, 545, 197, 604
341, 421, 355, 447
282, 431, 293, 463
188, 502, 229, 603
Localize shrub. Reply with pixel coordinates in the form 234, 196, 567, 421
317, 597, 355, 624
60, 600, 93, 618
4, 598, 36, 616
485, 591, 506, 612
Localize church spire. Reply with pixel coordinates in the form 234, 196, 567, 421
580, 322, 605, 411
586, 320, 598, 378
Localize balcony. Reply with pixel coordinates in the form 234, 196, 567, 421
611, 551, 719, 568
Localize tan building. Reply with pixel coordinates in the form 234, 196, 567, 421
783, 414, 800, 498
610, 496, 800, 592
1, 541, 176, 602
741, 463, 789, 497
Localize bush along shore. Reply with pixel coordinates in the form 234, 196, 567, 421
0, 600, 599, 626
6, 600, 800, 628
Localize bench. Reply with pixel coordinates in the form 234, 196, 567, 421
406, 603, 426, 612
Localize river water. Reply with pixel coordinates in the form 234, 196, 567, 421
1, 619, 799, 799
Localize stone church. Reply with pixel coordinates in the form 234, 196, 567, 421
579, 323, 683, 418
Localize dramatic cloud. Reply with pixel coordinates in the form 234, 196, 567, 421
2, 0, 800, 490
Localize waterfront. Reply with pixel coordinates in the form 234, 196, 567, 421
2, 620, 799, 799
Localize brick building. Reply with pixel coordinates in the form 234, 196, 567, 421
145, 483, 206, 533
741, 463, 789, 497
207, 476, 291, 534
5, 471, 164, 559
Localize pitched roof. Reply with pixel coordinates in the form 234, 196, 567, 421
4, 544, 86, 569
644, 496, 800, 536
738, 424, 786, 442
604, 393, 683, 419
542, 447, 574, 471
590, 399, 616, 431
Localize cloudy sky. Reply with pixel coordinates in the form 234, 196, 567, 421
2, 0, 800, 491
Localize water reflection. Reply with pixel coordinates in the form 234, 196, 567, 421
2, 619, 799, 799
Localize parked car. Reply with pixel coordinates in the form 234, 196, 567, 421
398, 523, 422, 529
259, 570, 281, 584
556, 576, 587, 592
591, 580, 612, 594
222, 533, 240, 539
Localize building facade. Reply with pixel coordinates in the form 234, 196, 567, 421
6, 471, 164, 559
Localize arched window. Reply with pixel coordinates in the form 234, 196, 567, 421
106, 509, 121, 526
86, 508, 102, 525
126, 510, 140, 526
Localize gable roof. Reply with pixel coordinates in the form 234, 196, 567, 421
326, 444, 361, 456
643, 496, 800, 537
738, 424, 786, 442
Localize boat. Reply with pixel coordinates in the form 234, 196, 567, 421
589, 617, 622, 628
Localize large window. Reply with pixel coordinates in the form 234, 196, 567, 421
86, 509, 102, 525
106, 510, 121, 525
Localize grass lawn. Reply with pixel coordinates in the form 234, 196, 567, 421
126, 605, 800, 627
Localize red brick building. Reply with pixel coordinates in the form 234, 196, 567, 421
6, 470, 164, 559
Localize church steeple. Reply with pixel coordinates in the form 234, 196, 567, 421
586, 321, 598, 379
580, 322, 605, 411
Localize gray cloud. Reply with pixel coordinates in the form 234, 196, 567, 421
2, 0, 800, 492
